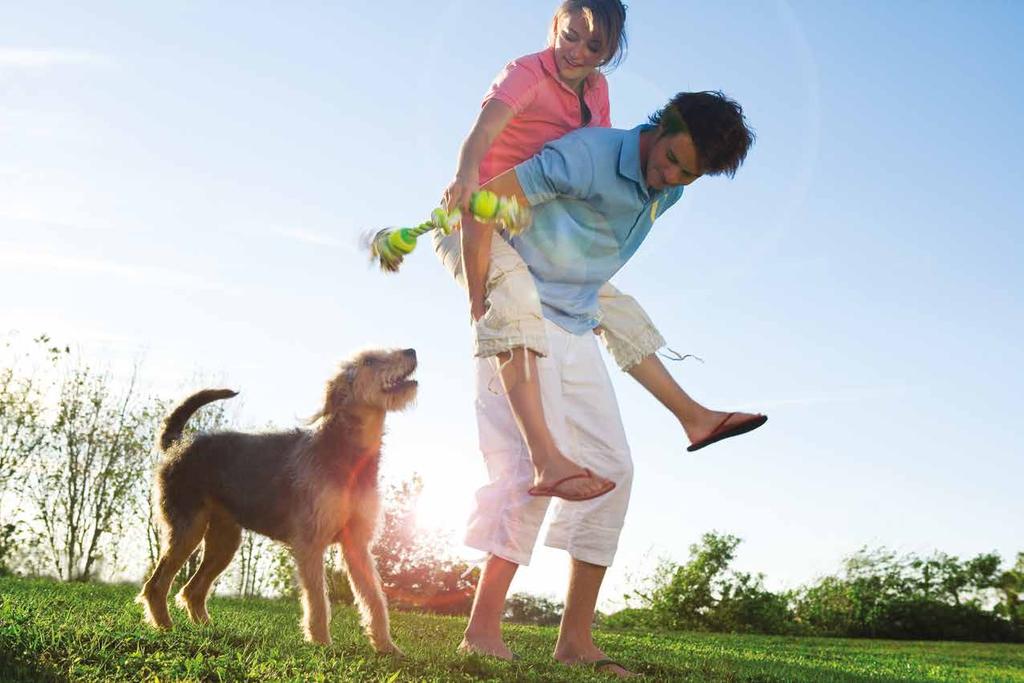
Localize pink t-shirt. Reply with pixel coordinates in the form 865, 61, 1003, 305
477, 48, 611, 184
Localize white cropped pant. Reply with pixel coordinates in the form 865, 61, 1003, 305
464, 318, 633, 568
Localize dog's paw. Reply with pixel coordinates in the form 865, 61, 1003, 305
375, 641, 404, 658
304, 632, 333, 646
141, 610, 173, 630
174, 590, 211, 625
137, 594, 173, 629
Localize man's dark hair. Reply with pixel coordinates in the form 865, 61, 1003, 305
648, 91, 755, 178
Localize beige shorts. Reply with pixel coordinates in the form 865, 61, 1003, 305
433, 230, 665, 371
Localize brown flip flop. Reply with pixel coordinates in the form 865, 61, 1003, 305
687, 412, 767, 452
527, 468, 616, 501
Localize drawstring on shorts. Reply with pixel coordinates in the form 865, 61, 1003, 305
485, 339, 532, 396
658, 347, 704, 364
606, 319, 704, 370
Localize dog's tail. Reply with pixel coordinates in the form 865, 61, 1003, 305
159, 389, 238, 451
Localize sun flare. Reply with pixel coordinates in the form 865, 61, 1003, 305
412, 476, 476, 535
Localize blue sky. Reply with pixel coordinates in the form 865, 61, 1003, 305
2, 1, 1021, 608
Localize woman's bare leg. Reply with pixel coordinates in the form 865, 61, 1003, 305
497, 348, 614, 498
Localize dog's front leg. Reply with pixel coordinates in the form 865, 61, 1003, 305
293, 544, 331, 645
339, 525, 402, 655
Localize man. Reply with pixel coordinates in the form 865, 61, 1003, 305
459, 91, 759, 677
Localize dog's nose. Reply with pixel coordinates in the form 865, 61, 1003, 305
403, 348, 416, 360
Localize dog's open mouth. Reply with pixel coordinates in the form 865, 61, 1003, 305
382, 366, 417, 393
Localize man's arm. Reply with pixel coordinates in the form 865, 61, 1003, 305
461, 167, 529, 322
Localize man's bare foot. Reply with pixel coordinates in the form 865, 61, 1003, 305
555, 646, 637, 678
458, 636, 515, 661
684, 409, 766, 450
531, 450, 614, 500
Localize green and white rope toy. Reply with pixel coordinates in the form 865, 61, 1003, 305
367, 190, 531, 272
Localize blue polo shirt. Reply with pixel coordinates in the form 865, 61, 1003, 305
510, 124, 684, 334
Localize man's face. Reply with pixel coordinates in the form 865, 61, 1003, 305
645, 131, 703, 190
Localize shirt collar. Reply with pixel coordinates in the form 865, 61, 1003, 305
619, 124, 653, 198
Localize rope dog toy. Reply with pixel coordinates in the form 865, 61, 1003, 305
366, 190, 531, 272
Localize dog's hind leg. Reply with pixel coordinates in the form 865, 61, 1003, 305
339, 520, 401, 655
138, 507, 210, 630
176, 510, 242, 625
292, 544, 331, 644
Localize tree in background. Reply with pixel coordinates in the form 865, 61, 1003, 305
0, 336, 56, 574
232, 532, 278, 598
0, 338, 50, 502
793, 548, 1017, 642
0, 523, 18, 577
711, 568, 793, 635
617, 536, 1022, 642
910, 551, 1001, 606
26, 355, 159, 581
504, 592, 563, 626
996, 553, 1024, 635
369, 476, 478, 615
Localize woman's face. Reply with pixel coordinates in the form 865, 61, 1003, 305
551, 10, 608, 85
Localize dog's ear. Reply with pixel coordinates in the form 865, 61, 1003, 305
308, 363, 357, 424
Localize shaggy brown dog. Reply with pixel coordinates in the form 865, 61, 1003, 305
138, 348, 417, 652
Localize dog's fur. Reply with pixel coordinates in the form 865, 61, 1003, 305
138, 348, 418, 652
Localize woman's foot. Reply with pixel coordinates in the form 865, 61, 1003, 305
531, 450, 615, 500
684, 409, 766, 452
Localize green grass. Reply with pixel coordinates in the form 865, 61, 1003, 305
1, 577, 1022, 682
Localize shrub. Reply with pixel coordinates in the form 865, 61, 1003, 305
631, 532, 796, 634
504, 592, 563, 626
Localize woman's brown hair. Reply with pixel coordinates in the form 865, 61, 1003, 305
549, 0, 628, 70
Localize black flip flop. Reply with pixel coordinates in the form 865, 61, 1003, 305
687, 413, 767, 452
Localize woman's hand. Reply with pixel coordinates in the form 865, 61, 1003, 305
443, 171, 479, 213
470, 298, 486, 323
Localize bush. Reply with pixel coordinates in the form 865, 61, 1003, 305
632, 532, 796, 634
504, 592, 563, 626
711, 572, 798, 635
372, 477, 477, 615
0, 523, 18, 576
792, 576, 856, 636
873, 598, 1015, 642
632, 536, 1023, 642
600, 607, 660, 630
793, 547, 1022, 642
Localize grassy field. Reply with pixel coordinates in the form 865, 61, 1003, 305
1, 577, 1022, 682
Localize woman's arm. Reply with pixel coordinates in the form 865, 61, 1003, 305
461, 216, 492, 322
444, 100, 516, 212
461, 166, 529, 321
